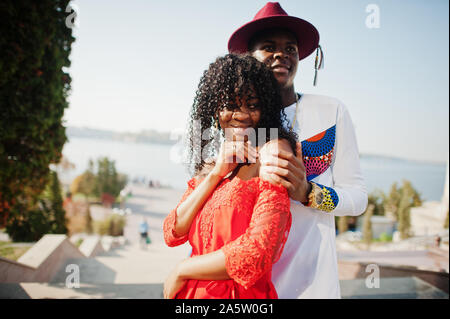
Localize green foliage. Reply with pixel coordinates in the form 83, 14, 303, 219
377, 232, 393, 242
71, 157, 127, 201
364, 180, 422, 241
390, 180, 421, 239
0, 1, 75, 232
75, 238, 83, 247
444, 209, 449, 229
337, 216, 348, 234
6, 171, 68, 242
71, 172, 96, 197
93, 214, 126, 236
363, 204, 374, 245
94, 157, 127, 198
383, 180, 422, 222
85, 206, 93, 234
368, 189, 385, 216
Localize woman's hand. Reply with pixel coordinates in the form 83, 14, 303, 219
259, 141, 311, 203
163, 263, 187, 299
211, 139, 258, 178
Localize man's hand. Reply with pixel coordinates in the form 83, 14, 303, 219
259, 142, 311, 203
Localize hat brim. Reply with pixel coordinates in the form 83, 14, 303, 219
228, 15, 319, 61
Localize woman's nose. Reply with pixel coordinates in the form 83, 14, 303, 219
232, 109, 251, 121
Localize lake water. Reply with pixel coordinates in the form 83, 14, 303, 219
62, 137, 447, 202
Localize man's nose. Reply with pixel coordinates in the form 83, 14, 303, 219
273, 50, 288, 60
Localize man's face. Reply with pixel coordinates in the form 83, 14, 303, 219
249, 29, 299, 89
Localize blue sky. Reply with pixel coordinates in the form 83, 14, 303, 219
63, 0, 449, 163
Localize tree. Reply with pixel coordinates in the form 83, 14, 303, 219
0, 1, 75, 233
396, 180, 422, 239
70, 157, 127, 205
94, 157, 127, 199
6, 170, 68, 241
337, 216, 348, 235
383, 182, 401, 220
363, 204, 374, 246
444, 209, 449, 229
70, 159, 96, 198
368, 189, 385, 216
44, 170, 67, 234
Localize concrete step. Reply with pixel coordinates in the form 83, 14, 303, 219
340, 276, 449, 299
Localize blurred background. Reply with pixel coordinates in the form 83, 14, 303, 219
0, 0, 448, 299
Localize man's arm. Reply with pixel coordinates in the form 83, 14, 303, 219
259, 103, 368, 216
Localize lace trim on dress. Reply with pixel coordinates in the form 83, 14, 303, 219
199, 177, 258, 251
221, 179, 291, 289
163, 177, 198, 247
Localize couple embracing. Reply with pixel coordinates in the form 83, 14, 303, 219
163, 2, 368, 299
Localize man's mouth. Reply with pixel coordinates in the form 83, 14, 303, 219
271, 64, 290, 74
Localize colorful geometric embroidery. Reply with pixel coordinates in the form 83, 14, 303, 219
301, 125, 336, 181
310, 182, 339, 212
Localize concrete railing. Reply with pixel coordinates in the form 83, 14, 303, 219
0, 234, 85, 283
0, 233, 125, 283
79, 235, 104, 258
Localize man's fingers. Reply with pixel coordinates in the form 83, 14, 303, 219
266, 166, 298, 184
261, 155, 303, 174
263, 172, 295, 191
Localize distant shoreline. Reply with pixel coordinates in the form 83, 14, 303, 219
66, 126, 447, 166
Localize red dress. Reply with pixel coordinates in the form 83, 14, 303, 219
163, 175, 291, 299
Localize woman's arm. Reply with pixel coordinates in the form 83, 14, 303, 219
172, 169, 222, 237
163, 250, 229, 299
178, 250, 229, 280
164, 139, 258, 244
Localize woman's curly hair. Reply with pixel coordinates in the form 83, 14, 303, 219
186, 53, 298, 177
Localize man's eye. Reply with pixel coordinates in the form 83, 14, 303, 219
286, 46, 296, 53
263, 45, 275, 51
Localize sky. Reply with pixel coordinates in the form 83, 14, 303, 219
63, 0, 449, 163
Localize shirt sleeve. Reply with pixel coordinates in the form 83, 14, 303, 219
163, 178, 197, 247
221, 179, 292, 289
309, 102, 368, 216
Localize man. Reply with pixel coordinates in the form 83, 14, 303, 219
228, 2, 368, 298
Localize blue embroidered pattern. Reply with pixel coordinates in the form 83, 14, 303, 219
301, 125, 336, 181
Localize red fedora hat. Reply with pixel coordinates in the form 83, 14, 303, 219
228, 2, 319, 61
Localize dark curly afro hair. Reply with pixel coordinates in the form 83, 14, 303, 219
186, 53, 298, 177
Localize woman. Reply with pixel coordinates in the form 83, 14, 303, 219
163, 54, 298, 299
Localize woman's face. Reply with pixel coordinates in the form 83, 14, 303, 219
250, 29, 299, 89
218, 90, 261, 140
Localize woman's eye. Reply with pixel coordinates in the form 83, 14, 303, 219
263, 45, 275, 52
